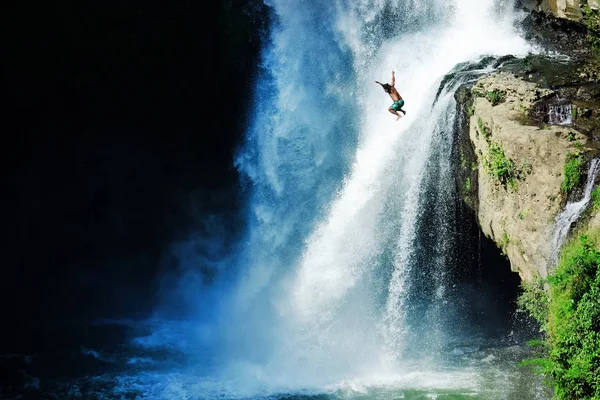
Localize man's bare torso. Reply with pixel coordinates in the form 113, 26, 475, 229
389, 88, 402, 102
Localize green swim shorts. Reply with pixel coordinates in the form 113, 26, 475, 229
390, 99, 405, 111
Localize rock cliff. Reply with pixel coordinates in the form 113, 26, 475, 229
454, 56, 600, 283
452, 0, 600, 283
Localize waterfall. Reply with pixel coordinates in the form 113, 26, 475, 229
551, 158, 600, 266
13, 2, 562, 399
222, 0, 532, 389
547, 102, 573, 125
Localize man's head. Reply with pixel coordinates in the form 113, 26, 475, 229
381, 83, 392, 93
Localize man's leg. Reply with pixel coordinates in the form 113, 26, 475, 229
389, 107, 402, 120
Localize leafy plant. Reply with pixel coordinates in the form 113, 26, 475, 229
500, 231, 510, 253
467, 104, 475, 116
486, 90, 506, 106
582, 4, 600, 55
465, 177, 471, 191
593, 186, 600, 211
561, 152, 585, 194
516, 275, 548, 329
477, 118, 492, 140
545, 233, 600, 399
519, 230, 600, 399
517, 209, 530, 220
484, 142, 516, 187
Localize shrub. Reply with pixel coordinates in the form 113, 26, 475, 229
517, 209, 530, 220
520, 231, 600, 399
484, 142, 516, 187
477, 118, 492, 140
593, 186, 600, 212
486, 90, 506, 106
545, 233, 600, 399
517, 276, 549, 330
561, 152, 585, 194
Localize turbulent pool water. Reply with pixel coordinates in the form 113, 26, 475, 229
5, 1, 559, 399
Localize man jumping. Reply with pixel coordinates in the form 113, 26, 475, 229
376, 71, 406, 121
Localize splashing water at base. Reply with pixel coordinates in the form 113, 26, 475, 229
8, 318, 551, 399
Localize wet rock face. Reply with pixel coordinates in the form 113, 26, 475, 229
530, 98, 573, 125
518, 10, 590, 57
497, 55, 600, 137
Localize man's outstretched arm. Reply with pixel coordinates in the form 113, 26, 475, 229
391, 71, 395, 87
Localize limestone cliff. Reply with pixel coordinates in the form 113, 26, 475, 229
455, 58, 600, 283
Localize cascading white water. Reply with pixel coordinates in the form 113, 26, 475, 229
548, 102, 573, 125
551, 158, 600, 266
223, 0, 533, 394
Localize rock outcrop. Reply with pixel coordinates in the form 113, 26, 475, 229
458, 0, 600, 281
517, 0, 600, 60
455, 58, 600, 283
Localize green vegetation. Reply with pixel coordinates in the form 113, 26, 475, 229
500, 231, 510, 253
467, 104, 475, 116
477, 118, 492, 140
465, 177, 471, 191
582, 3, 600, 55
486, 90, 506, 106
484, 142, 517, 188
517, 209, 530, 220
518, 229, 600, 399
516, 103, 527, 114
561, 152, 585, 194
516, 276, 549, 329
593, 186, 600, 211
